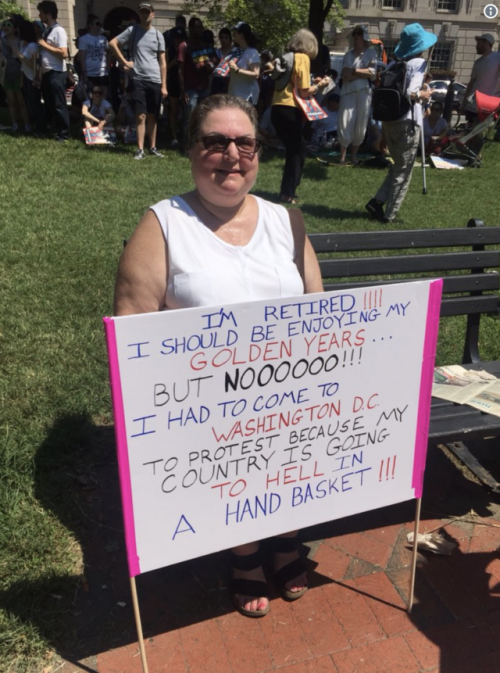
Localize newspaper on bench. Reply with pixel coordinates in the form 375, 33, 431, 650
433, 365, 500, 417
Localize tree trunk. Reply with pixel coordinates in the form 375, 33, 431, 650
308, 0, 334, 75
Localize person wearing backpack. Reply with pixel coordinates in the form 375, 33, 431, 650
110, 2, 167, 160
365, 23, 436, 223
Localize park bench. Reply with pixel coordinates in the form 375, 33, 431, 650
309, 218, 500, 492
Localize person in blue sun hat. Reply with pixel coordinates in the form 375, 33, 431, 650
365, 23, 437, 223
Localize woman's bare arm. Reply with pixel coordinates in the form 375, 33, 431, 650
303, 237, 324, 294
113, 210, 169, 316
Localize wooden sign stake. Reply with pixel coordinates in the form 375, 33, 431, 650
408, 497, 422, 613
130, 577, 150, 673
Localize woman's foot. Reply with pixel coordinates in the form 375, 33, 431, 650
273, 536, 308, 601
275, 550, 308, 597
279, 194, 297, 204
230, 549, 270, 617
232, 564, 270, 616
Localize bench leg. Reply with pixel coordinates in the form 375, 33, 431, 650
443, 441, 500, 493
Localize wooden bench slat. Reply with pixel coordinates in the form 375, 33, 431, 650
323, 273, 499, 295
319, 251, 499, 278
310, 228, 500, 253
439, 295, 500, 317
430, 406, 482, 420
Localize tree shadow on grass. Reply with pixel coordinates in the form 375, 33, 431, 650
2, 413, 499, 669
251, 188, 361, 222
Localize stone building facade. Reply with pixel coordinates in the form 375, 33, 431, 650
329, 0, 500, 82
18, 0, 500, 82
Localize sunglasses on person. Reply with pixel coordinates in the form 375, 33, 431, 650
2, 21, 14, 28
92, 21, 102, 27
93, 89, 103, 95
200, 134, 261, 155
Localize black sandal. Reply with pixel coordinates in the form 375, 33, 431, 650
273, 536, 308, 601
230, 550, 270, 618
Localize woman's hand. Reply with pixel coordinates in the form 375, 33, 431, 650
229, 61, 239, 72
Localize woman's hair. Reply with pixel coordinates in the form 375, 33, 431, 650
18, 19, 36, 43
188, 94, 258, 148
234, 23, 257, 49
202, 29, 214, 46
287, 29, 318, 60
219, 27, 231, 40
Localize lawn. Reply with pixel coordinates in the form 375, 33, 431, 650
0, 128, 499, 672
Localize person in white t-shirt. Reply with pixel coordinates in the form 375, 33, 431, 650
460, 33, 500, 123
36, 0, 70, 141
78, 15, 110, 98
81, 86, 115, 129
228, 22, 260, 105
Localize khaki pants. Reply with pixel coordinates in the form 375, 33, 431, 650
375, 119, 420, 221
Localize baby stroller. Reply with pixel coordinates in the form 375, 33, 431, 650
441, 90, 500, 167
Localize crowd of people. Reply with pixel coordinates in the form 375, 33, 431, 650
2, 1, 499, 219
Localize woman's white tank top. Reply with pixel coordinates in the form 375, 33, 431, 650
150, 195, 304, 310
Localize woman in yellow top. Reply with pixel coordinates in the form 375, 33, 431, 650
270, 29, 330, 204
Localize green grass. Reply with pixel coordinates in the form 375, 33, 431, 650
1, 128, 499, 671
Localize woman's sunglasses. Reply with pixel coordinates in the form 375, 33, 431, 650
2, 21, 14, 28
93, 90, 103, 95
92, 21, 101, 27
200, 134, 260, 155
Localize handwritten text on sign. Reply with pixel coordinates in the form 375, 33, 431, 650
105, 281, 441, 575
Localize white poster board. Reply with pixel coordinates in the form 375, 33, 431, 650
104, 280, 442, 576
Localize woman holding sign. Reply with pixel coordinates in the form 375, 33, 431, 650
114, 93, 323, 618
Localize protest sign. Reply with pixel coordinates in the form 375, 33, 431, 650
104, 280, 442, 577
83, 126, 116, 145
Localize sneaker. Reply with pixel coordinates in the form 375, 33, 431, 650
134, 149, 145, 160
365, 198, 385, 221
149, 147, 164, 157
171, 139, 179, 149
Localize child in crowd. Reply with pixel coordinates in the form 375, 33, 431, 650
423, 101, 449, 154
81, 86, 115, 129
309, 93, 340, 150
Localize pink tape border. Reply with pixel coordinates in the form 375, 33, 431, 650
103, 317, 141, 577
412, 279, 443, 498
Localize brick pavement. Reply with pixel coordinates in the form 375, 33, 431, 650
60, 446, 500, 673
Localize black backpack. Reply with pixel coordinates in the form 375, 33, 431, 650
372, 61, 411, 122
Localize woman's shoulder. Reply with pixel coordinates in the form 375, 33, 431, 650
253, 195, 291, 225
407, 57, 426, 71
294, 52, 309, 65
